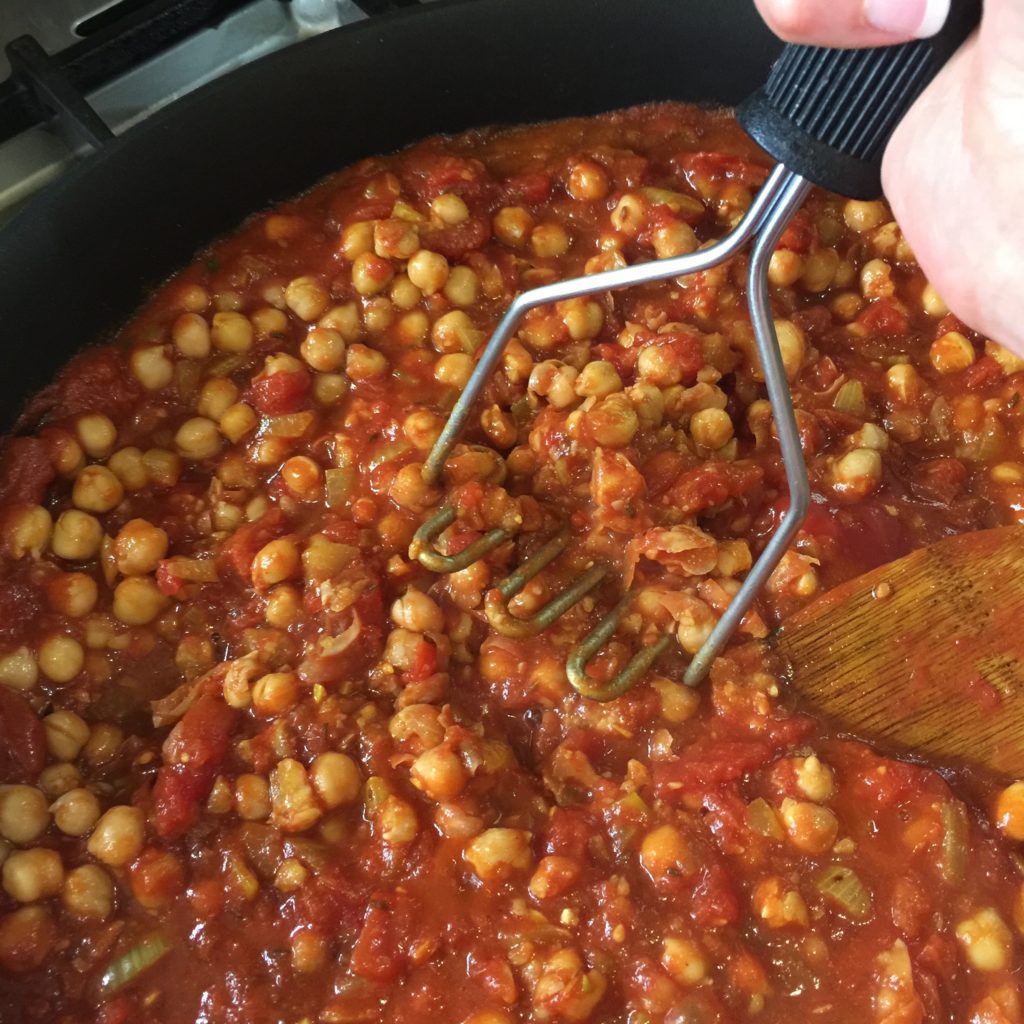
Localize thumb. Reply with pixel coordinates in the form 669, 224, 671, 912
753, 0, 951, 47
977, 0, 1024, 94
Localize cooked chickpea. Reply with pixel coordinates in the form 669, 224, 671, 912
130, 345, 174, 390
432, 193, 469, 224
388, 462, 441, 512
279, 456, 323, 501
250, 306, 289, 338
5, 505, 52, 559
779, 798, 839, 854
172, 312, 211, 358
340, 220, 375, 260
587, 394, 639, 447
444, 266, 480, 307
800, 248, 839, 292
38, 635, 84, 684
529, 360, 579, 409
0, 647, 38, 692
407, 250, 449, 295
886, 363, 923, 404
690, 407, 734, 450
464, 827, 532, 882
531, 223, 570, 259
47, 571, 97, 620
2, 849, 63, 903
481, 405, 517, 448
142, 448, 182, 488
72, 465, 123, 514
345, 343, 388, 381
87, 805, 144, 866
411, 745, 468, 801
113, 518, 168, 576
51, 510, 102, 562
833, 447, 883, 498
175, 417, 221, 461
107, 447, 148, 491
0, 786, 50, 843
38, 763, 80, 800
211, 311, 253, 352
351, 253, 394, 297
404, 409, 444, 451
83, 723, 123, 766
994, 782, 1024, 841
575, 360, 622, 398
956, 908, 1013, 972
43, 710, 90, 761
662, 937, 708, 986
637, 344, 685, 387
391, 589, 444, 633
299, 327, 346, 372
493, 207, 533, 247
561, 299, 604, 341
379, 795, 418, 844
433, 310, 482, 354
73, 417, 116, 462
611, 193, 645, 235
568, 160, 609, 201
374, 218, 419, 260
234, 774, 271, 821
434, 353, 474, 390
309, 752, 361, 809
843, 199, 887, 232
794, 755, 835, 803
653, 220, 699, 259
51, 788, 100, 837
252, 671, 299, 717
284, 275, 330, 321
63, 864, 113, 920
640, 825, 696, 880
196, 377, 238, 421
771, 318, 806, 381
768, 248, 804, 287
112, 577, 168, 626
860, 258, 895, 300
930, 331, 976, 374
249, 537, 300, 591
220, 402, 258, 443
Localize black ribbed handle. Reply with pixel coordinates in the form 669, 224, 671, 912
738, 0, 981, 198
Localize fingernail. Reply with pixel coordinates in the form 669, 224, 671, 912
864, 0, 950, 37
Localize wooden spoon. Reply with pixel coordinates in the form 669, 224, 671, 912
771, 525, 1024, 778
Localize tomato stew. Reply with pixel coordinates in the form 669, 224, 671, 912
1, 104, 1023, 1024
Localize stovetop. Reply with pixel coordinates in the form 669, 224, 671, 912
0, 0, 430, 220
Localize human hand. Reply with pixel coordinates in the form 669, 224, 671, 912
753, 0, 1024, 352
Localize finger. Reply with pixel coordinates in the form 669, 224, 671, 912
753, 0, 951, 47
979, 0, 1024, 90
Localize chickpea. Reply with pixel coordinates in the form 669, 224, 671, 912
956, 908, 1013, 972
404, 409, 444, 451
481, 405, 517, 449
43, 710, 90, 761
640, 825, 696, 880
994, 782, 1024, 841
250, 537, 300, 591
106, 448, 147, 492
211, 311, 253, 353
5, 505, 52, 560
0, 647, 38, 692
752, 877, 810, 928
271, 759, 322, 834
568, 160, 609, 201
38, 763, 80, 800
575, 361, 622, 398
843, 199, 887, 233
87, 805, 144, 866
130, 345, 173, 390
351, 253, 394, 297
435, 353, 475, 390
391, 589, 444, 633
611, 193, 645, 235
444, 266, 479, 308
768, 248, 804, 287
779, 798, 839, 854
432, 193, 469, 225
234, 774, 271, 821
389, 463, 441, 512
172, 312, 211, 358
51, 511, 102, 562
493, 207, 533, 247
464, 828, 532, 882
860, 258, 895, 300
83, 723, 123, 766
279, 456, 323, 502
411, 745, 468, 801
3, 849, 63, 902
282, 275, 329, 321
297, 327, 345, 373
560, 299, 604, 342
309, 752, 361, 809
111, 520, 167, 578
112, 577, 168, 626
918, 283, 949, 318
38, 635, 84, 684
76, 414, 117, 459
930, 331, 976, 374
794, 755, 835, 803
637, 344, 685, 387
800, 248, 839, 292
833, 448, 883, 499
196, 377, 237, 422
433, 310, 482, 355
662, 937, 708, 986
0, 786, 50, 843
345, 343, 388, 381
143, 448, 182, 488
587, 394, 639, 447
252, 671, 299, 717
274, 858, 309, 893
313, 373, 348, 406
220, 403, 258, 443
51, 788, 100, 837
528, 855, 581, 901
379, 795, 418, 844
531, 223, 570, 259
340, 220, 375, 260
529, 360, 579, 409
72, 465, 123, 514
886, 363, 923, 404
63, 864, 113, 920
175, 417, 221, 461
690, 407, 734, 450
773, 319, 806, 381
653, 220, 699, 259
407, 250, 449, 295
374, 218, 419, 260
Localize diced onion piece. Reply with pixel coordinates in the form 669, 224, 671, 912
325, 467, 356, 509
367, 439, 413, 472
940, 800, 969, 885
816, 865, 871, 919
266, 412, 315, 438
746, 798, 784, 840
832, 380, 866, 417
99, 932, 171, 994
163, 557, 219, 583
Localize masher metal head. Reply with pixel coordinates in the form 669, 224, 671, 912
411, 1, 982, 694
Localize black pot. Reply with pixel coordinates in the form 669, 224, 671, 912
0, 0, 780, 431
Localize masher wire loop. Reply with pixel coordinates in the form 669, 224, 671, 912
412, 164, 812, 691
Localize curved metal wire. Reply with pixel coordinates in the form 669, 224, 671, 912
409, 504, 513, 574
421, 163, 796, 485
